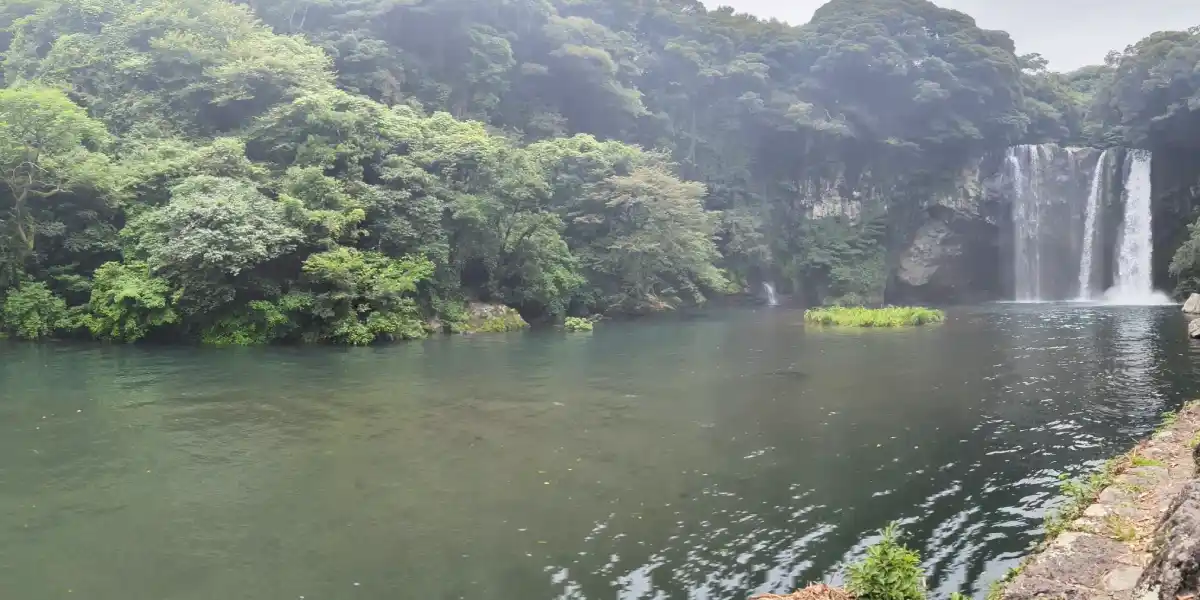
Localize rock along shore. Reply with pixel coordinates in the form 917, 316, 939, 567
998, 401, 1200, 600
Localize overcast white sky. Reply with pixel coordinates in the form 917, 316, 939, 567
705, 0, 1200, 71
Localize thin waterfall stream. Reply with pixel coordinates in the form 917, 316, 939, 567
1077, 149, 1111, 300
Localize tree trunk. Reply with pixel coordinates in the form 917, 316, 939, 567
11, 186, 32, 253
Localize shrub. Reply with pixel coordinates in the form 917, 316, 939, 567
85, 262, 179, 343
1, 282, 70, 340
804, 306, 945, 328
846, 523, 926, 600
300, 248, 432, 345
564, 316, 594, 332
200, 296, 309, 345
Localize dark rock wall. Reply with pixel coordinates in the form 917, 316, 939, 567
1152, 148, 1200, 294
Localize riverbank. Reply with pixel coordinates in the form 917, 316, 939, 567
996, 401, 1200, 600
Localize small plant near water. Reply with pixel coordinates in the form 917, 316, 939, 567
804, 306, 945, 328
1159, 409, 1180, 430
564, 316, 594, 332
986, 566, 1027, 600
846, 523, 926, 600
1117, 481, 1148, 495
1043, 458, 1125, 539
1103, 514, 1137, 541
1129, 454, 1164, 468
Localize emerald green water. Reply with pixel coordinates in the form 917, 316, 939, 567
2, 304, 1198, 599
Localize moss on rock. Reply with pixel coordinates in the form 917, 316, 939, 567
461, 302, 528, 334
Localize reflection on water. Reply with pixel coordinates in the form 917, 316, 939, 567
1, 305, 1198, 599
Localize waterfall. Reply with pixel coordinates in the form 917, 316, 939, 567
1008, 144, 1107, 301
1105, 151, 1167, 304
1009, 144, 1058, 301
1007, 145, 1168, 305
762, 282, 778, 307
1076, 149, 1110, 299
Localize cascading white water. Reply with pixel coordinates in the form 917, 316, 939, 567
1105, 151, 1166, 304
762, 282, 778, 307
1008, 145, 1169, 305
1076, 149, 1111, 299
1010, 145, 1048, 301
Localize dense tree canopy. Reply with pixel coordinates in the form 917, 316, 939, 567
0, 0, 1192, 343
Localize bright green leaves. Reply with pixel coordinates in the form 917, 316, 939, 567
301, 247, 433, 345
1, 281, 69, 339
1170, 217, 1200, 297
84, 261, 177, 342
846, 523, 927, 600
0, 86, 109, 158
0, 86, 112, 279
5, 0, 333, 136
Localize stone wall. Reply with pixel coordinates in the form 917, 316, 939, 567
998, 401, 1200, 600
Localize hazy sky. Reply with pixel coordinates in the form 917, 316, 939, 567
706, 0, 1200, 71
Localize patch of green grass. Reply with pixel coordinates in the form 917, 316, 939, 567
1159, 409, 1180, 429
803, 306, 945, 328
563, 316, 594, 332
1043, 457, 1125, 540
986, 564, 1028, 600
1189, 431, 1200, 449
1129, 454, 1165, 468
1103, 514, 1137, 541
1117, 481, 1148, 495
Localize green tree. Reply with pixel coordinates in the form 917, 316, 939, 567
0, 86, 111, 283
1092, 28, 1200, 147
575, 166, 729, 312
5, 0, 332, 136
123, 175, 303, 315
300, 247, 433, 345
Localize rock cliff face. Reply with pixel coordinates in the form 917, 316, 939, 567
1152, 149, 1200, 294
890, 159, 1007, 305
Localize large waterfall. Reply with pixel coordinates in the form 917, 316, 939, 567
1007, 145, 1166, 304
1106, 151, 1168, 304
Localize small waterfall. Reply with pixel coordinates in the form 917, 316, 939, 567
763, 282, 778, 307
1076, 149, 1111, 299
1106, 151, 1166, 304
1009, 146, 1032, 301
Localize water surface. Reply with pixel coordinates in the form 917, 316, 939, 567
2, 304, 1198, 599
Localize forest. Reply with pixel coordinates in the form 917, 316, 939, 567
0, 0, 1198, 344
